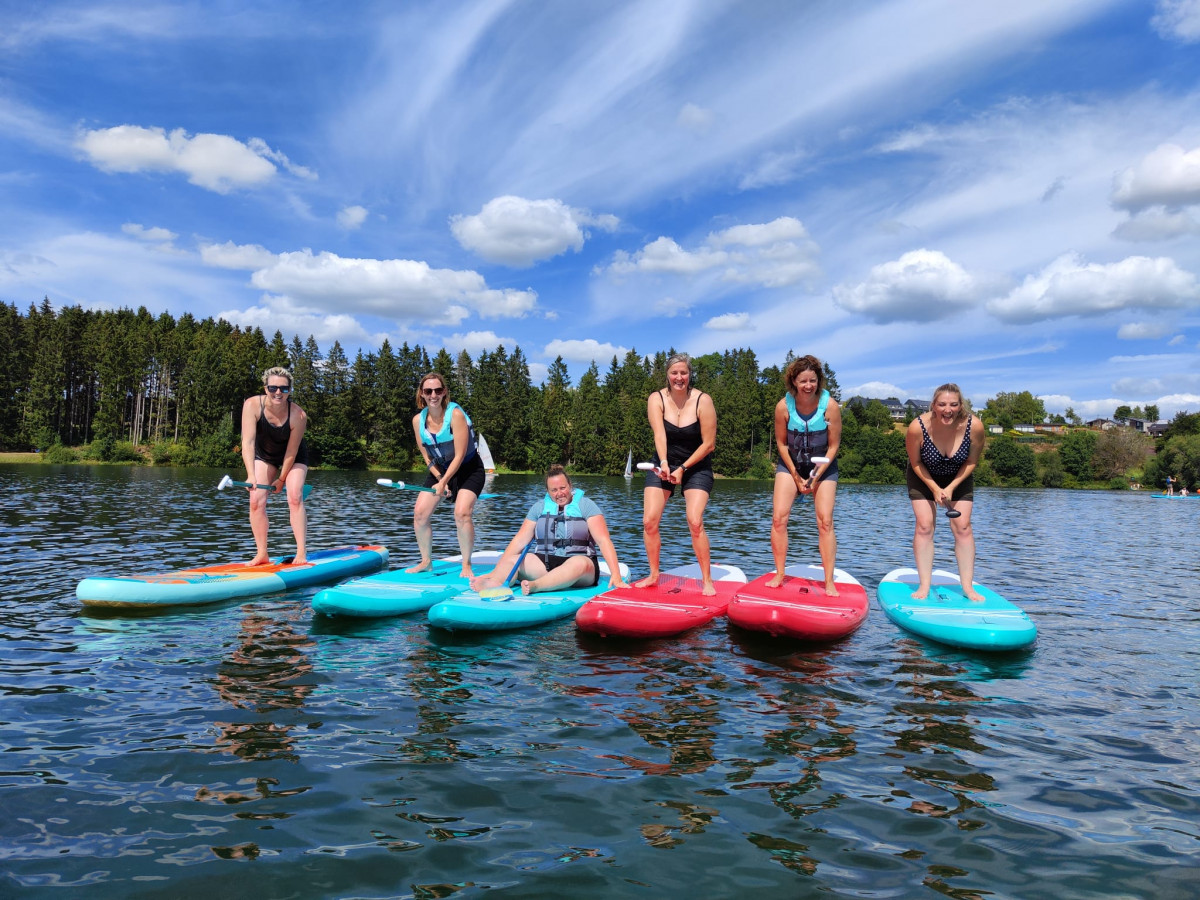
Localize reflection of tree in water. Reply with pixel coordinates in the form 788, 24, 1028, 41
392, 644, 488, 765
639, 799, 719, 849
209, 605, 315, 762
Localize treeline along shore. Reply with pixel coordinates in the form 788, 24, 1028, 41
4, 300, 1199, 490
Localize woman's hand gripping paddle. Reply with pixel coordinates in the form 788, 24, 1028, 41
801, 456, 831, 501
218, 475, 313, 499
376, 478, 497, 500
480, 539, 535, 600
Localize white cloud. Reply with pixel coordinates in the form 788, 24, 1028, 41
247, 137, 316, 180
704, 311, 751, 331
1113, 207, 1200, 242
544, 338, 629, 364
987, 253, 1200, 323
199, 241, 278, 270
216, 295, 381, 349
1117, 321, 1174, 340
76, 125, 303, 193
1152, 0, 1200, 42
845, 381, 911, 399
677, 102, 715, 134
122, 223, 177, 242
337, 205, 368, 229
1111, 143, 1200, 211
247, 249, 537, 322
606, 216, 819, 288
1169, 334, 1187, 345
738, 148, 807, 190
444, 330, 520, 355
833, 249, 982, 322
450, 195, 618, 267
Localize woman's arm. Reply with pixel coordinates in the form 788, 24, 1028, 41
774, 399, 800, 480
434, 407, 471, 488
815, 400, 842, 481
944, 415, 985, 493
240, 397, 259, 482
646, 392, 668, 473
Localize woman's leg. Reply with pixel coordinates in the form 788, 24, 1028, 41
684, 488, 714, 595
813, 478, 838, 595
284, 464, 308, 564
453, 490, 479, 577
405, 491, 442, 572
248, 460, 276, 565
947, 500, 982, 601
768, 472, 798, 587
910, 498, 937, 599
635, 487, 669, 588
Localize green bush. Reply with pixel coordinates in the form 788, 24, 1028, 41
1108, 476, 1129, 490
109, 441, 143, 463
191, 419, 240, 469
150, 441, 189, 466
42, 444, 79, 464
858, 463, 905, 484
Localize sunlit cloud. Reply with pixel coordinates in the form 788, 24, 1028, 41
337, 205, 368, 229
833, 249, 983, 323
544, 338, 629, 364
704, 311, 751, 331
451, 195, 618, 267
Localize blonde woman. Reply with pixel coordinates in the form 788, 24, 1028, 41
240, 366, 309, 565
407, 372, 485, 577
905, 383, 985, 601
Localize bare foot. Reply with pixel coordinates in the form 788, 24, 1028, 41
824, 582, 840, 597
701, 580, 716, 596
248, 556, 270, 567
766, 572, 785, 588
404, 561, 432, 574
964, 587, 985, 603
910, 587, 930, 601
459, 566, 474, 579
468, 575, 493, 592
520, 579, 538, 595
291, 556, 307, 566
634, 573, 659, 589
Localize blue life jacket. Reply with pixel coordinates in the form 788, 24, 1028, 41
535, 490, 596, 562
785, 390, 831, 472
419, 401, 477, 469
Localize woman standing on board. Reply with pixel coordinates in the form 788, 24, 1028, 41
905, 383, 985, 602
240, 366, 309, 566
770, 355, 842, 594
407, 372, 485, 577
636, 353, 718, 595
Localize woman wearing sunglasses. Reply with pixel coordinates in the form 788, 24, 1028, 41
240, 366, 309, 566
406, 372, 486, 576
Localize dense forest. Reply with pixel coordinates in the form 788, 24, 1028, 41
3, 300, 1198, 489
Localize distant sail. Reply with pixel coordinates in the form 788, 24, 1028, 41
477, 434, 495, 474
624, 448, 632, 480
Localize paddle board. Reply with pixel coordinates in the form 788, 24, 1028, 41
876, 568, 1036, 651
575, 562, 747, 638
427, 562, 632, 631
77, 545, 389, 609
310, 550, 501, 617
727, 564, 868, 641
1151, 494, 1196, 498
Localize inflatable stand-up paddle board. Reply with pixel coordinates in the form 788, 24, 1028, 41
877, 568, 1036, 651
428, 561, 632, 631
77, 545, 389, 609
575, 562, 747, 638
311, 551, 501, 617
728, 564, 868, 641
1151, 494, 1196, 498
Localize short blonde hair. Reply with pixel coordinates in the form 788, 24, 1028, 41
262, 366, 293, 387
931, 383, 971, 422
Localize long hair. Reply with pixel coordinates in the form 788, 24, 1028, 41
930, 383, 971, 422
783, 355, 825, 398
415, 372, 449, 410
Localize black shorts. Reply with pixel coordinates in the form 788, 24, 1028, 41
644, 465, 714, 496
545, 553, 600, 586
906, 465, 974, 502
424, 453, 486, 499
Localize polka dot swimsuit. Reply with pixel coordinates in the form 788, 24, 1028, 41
918, 415, 972, 479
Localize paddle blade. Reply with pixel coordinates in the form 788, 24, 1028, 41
945, 509, 962, 518
479, 586, 515, 599
810, 456, 831, 465
376, 478, 394, 487
636, 462, 655, 471
217, 475, 233, 491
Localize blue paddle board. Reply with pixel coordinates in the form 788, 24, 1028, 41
876, 568, 1036, 651
1151, 494, 1196, 498
311, 550, 501, 617
427, 562, 631, 631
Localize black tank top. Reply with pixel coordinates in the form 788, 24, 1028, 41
255, 397, 308, 466
660, 390, 712, 470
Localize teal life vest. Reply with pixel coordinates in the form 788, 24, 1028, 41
535, 490, 596, 562
785, 390, 831, 472
419, 401, 477, 469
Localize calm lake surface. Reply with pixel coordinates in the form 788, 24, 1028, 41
1, 464, 1197, 899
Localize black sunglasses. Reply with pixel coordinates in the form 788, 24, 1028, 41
422, 387, 445, 395
266, 385, 291, 393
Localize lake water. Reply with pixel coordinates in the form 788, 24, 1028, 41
1, 464, 1197, 899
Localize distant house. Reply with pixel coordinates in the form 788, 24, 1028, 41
1014, 424, 1037, 434
905, 399, 930, 417
1147, 422, 1169, 437
1087, 418, 1117, 431
1036, 424, 1065, 435
987, 424, 1004, 435
847, 396, 907, 419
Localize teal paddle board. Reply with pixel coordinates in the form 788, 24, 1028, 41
311, 550, 501, 617
876, 568, 1036, 651
427, 561, 631, 631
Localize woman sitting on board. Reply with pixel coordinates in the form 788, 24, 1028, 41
469, 465, 627, 595
636, 353, 718, 595
905, 383, 985, 602
769, 355, 842, 594
406, 371, 486, 577
240, 366, 309, 566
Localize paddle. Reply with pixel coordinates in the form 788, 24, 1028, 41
799, 456, 830, 502
376, 478, 497, 500
480, 539, 535, 599
217, 475, 313, 499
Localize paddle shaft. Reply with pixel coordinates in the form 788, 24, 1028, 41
220, 476, 312, 499
481, 539, 535, 597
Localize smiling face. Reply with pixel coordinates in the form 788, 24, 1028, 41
264, 375, 292, 405
792, 367, 820, 398
667, 361, 691, 392
546, 473, 573, 506
420, 376, 446, 409
932, 389, 963, 424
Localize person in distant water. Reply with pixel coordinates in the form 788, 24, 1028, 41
406, 372, 485, 577
240, 366, 309, 566
636, 353, 718, 595
905, 383, 986, 602
1165, 474, 1175, 496
769, 355, 843, 595
1182, 486, 1190, 497
470, 465, 626, 595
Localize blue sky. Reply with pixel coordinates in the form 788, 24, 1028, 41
3, 0, 1200, 419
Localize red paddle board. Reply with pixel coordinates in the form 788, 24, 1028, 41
575, 562, 746, 638
727, 564, 868, 641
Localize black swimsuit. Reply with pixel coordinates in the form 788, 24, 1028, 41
255, 397, 309, 467
646, 390, 714, 495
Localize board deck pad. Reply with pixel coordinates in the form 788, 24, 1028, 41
728, 564, 868, 641
575, 563, 746, 638
311, 551, 501, 617
77, 545, 388, 609
876, 567, 1037, 651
